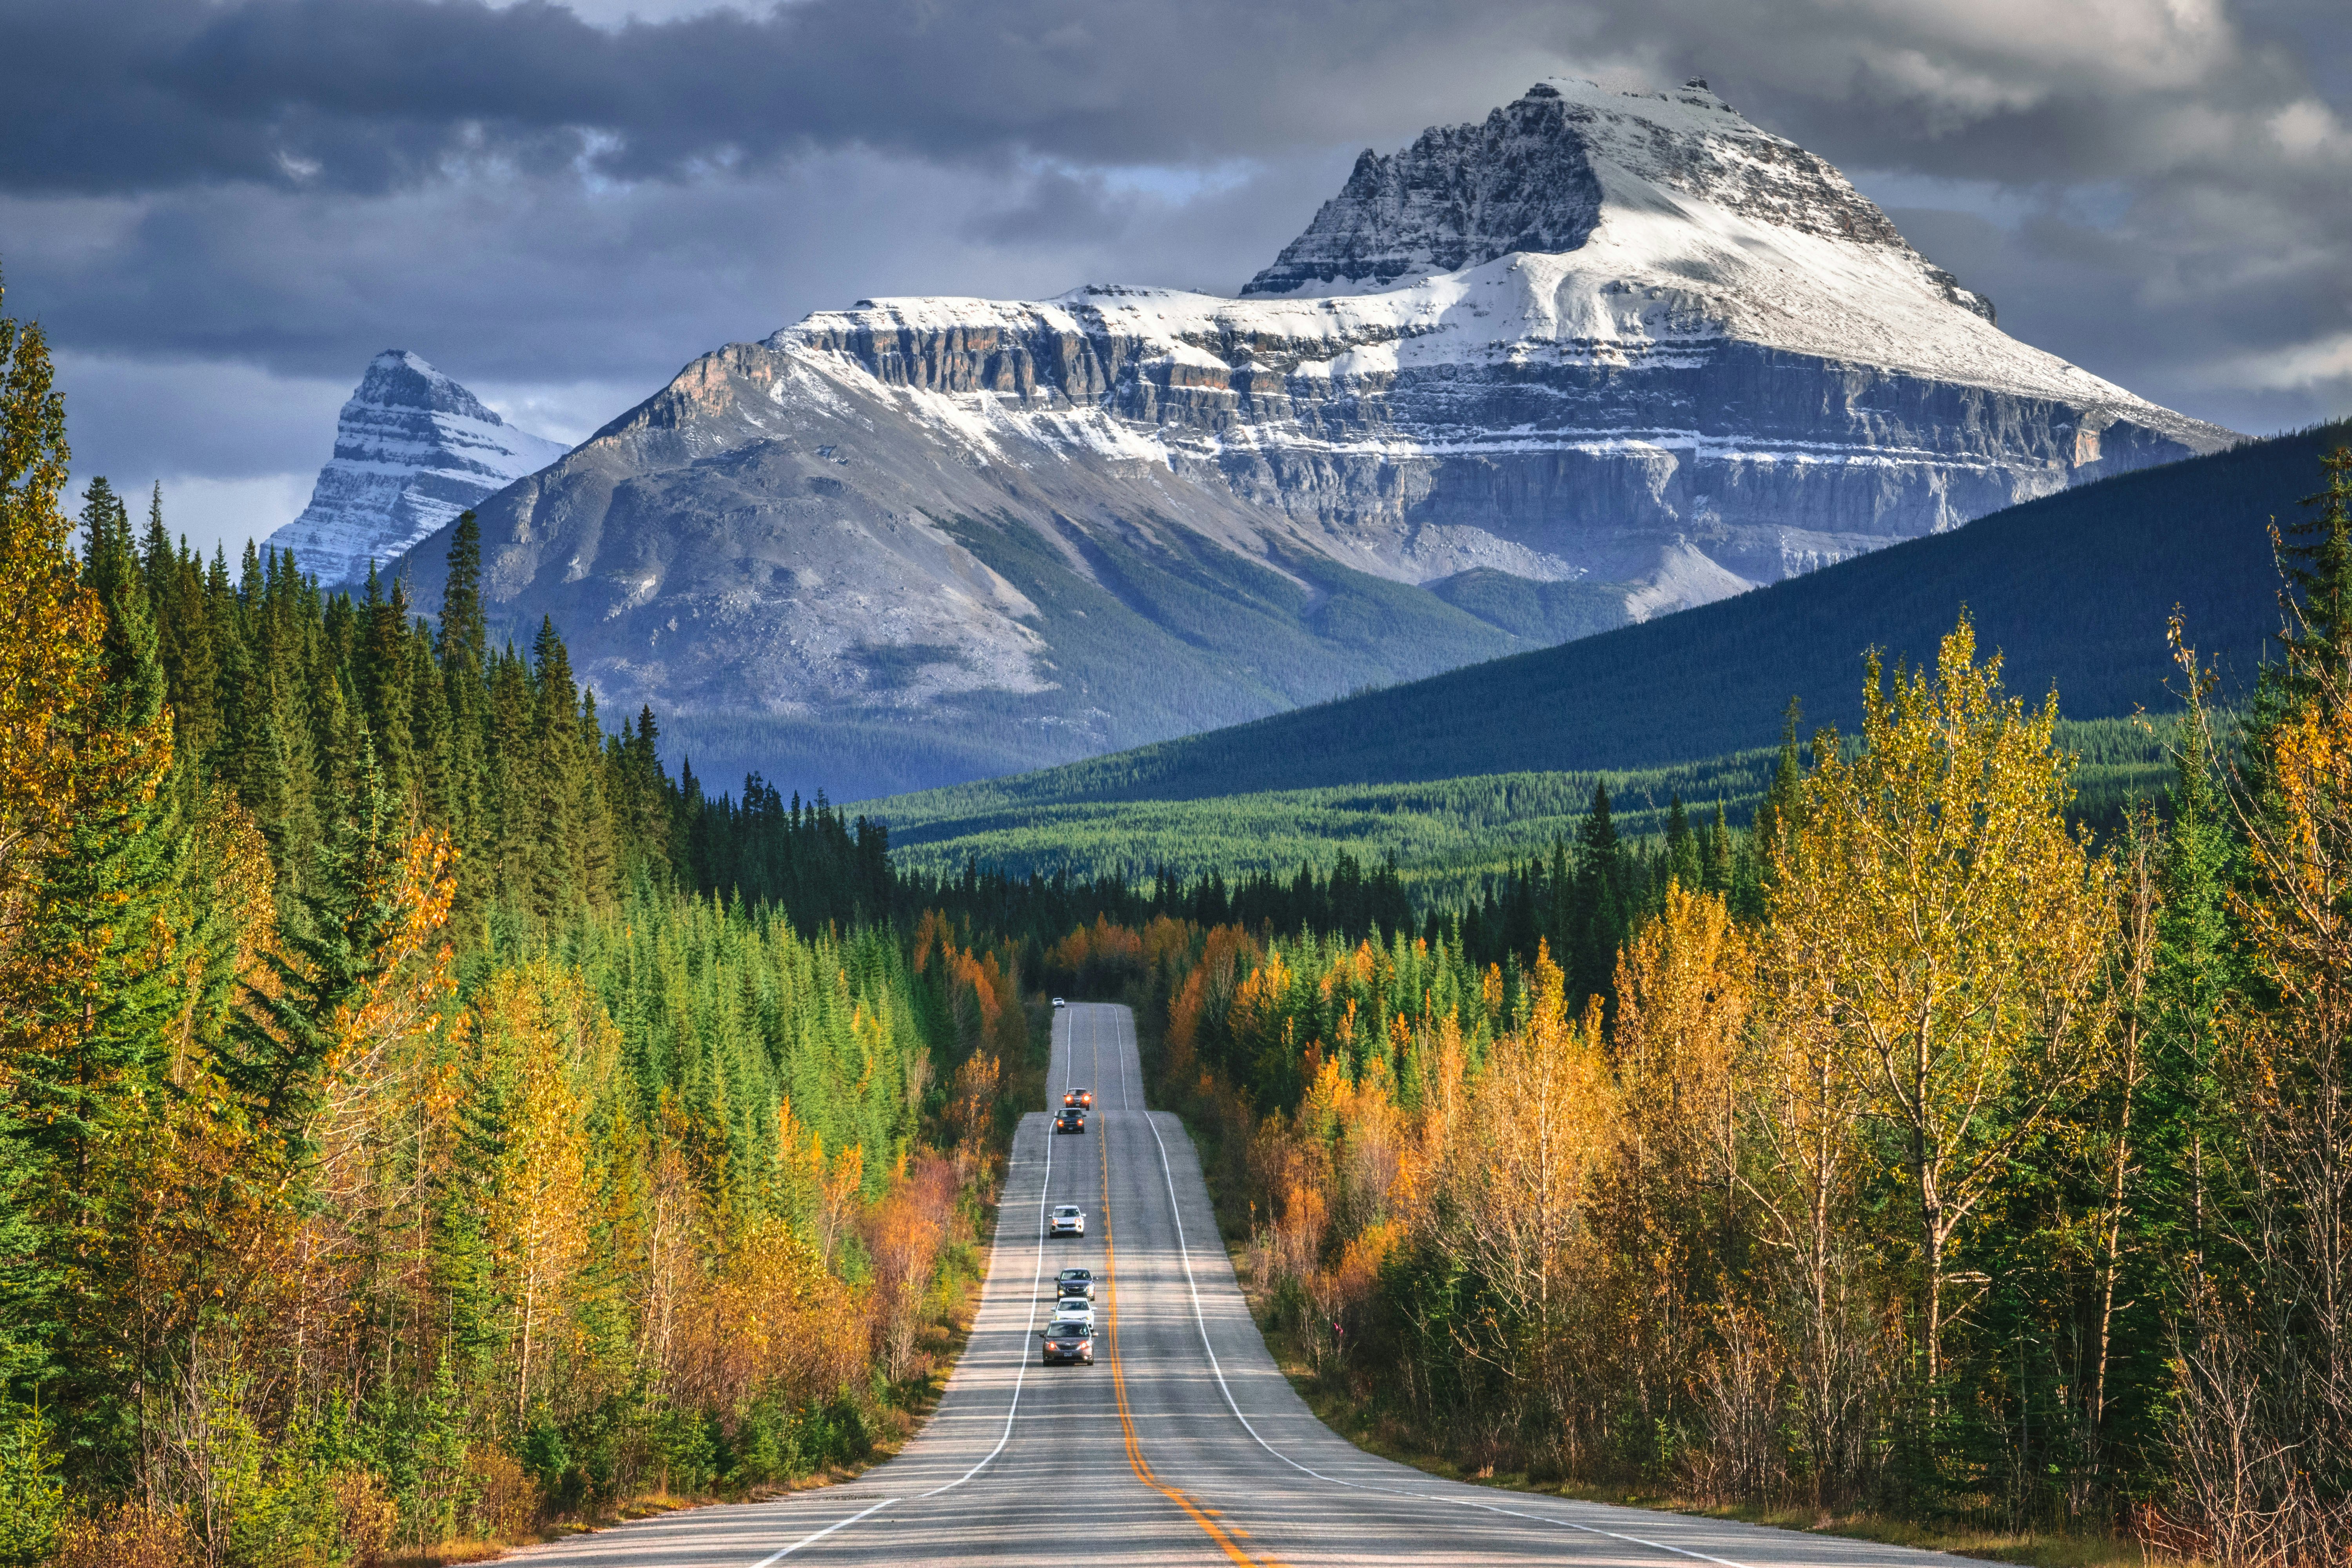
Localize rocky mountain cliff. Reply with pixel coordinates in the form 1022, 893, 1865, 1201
269, 351, 566, 587
397, 78, 2234, 799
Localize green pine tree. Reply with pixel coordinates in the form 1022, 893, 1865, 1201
13, 483, 183, 1174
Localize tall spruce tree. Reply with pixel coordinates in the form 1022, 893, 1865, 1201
14, 484, 182, 1151
1571, 780, 1623, 1007
360, 565, 416, 810
228, 750, 400, 1142
2245, 445, 2352, 786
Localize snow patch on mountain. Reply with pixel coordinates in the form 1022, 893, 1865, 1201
266, 351, 567, 587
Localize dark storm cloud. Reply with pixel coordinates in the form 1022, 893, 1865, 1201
1, 144, 1348, 384
12, 0, 2343, 200
4, 0, 1568, 195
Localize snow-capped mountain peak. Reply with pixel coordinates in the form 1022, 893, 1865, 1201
1246, 77, 1994, 324
265, 350, 568, 587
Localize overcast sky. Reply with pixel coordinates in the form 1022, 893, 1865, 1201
5, 0, 2348, 556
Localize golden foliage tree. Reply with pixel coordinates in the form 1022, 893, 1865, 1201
1435, 942, 1612, 1427
470, 965, 599, 1425
1603, 881, 1753, 1436
1770, 615, 2111, 1391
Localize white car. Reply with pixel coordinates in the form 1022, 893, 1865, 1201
1050, 1204, 1085, 1238
1052, 997, 1066, 1009
1053, 1296, 1096, 1328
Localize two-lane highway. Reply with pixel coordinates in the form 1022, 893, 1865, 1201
507, 1003, 1969, 1566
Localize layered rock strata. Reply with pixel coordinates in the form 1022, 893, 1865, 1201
270, 350, 566, 587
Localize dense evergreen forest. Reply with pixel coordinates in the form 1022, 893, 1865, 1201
0, 298, 1033, 1567
871, 713, 2176, 907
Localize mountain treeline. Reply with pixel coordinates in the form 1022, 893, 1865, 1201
0, 294, 1034, 1568
1018, 447, 2352, 1565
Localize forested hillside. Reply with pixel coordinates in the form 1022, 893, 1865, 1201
0, 296, 1033, 1566
862, 421, 2347, 810
876, 715, 2174, 902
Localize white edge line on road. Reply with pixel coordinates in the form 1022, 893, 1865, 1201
743, 1006, 1076, 1559
744, 1496, 898, 1566
1116, 1007, 1757, 1568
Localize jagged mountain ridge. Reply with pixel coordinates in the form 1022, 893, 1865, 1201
1244, 78, 1993, 323
397, 77, 2234, 799
269, 351, 566, 587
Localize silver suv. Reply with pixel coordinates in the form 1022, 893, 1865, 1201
1049, 1204, 1085, 1238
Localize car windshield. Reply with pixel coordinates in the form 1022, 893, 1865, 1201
1060, 1270, 1089, 1281
1050, 1324, 1084, 1336
1055, 1206, 1078, 1216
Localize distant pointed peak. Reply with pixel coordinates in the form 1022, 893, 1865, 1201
366, 347, 449, 380
262, 349, 566, 588
352, 348, 510, 425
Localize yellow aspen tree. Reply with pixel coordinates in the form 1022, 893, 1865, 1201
1747, 900, 1877, 1495
473, 969, 592, 1425
1771, 615, 2111, 1395
1606, 883, 1753, 1425
815, 1140, 863, 1269
944, 1049, 1000, 1178
1611, 882, 1752, 1268
1440, 941, 1612, 1403
638, 1132, 697, 1398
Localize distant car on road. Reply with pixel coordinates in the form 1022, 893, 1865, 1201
1053, 1296, 1096, 1328
1056, 1267, 1094, 1299
1052, 997, 1066, 1009
1050, 1204, 1085, 1237
1054, 1109, 1086, 1134
1040, 1318, 1093, 1365
1062, 1087, 1094, 1109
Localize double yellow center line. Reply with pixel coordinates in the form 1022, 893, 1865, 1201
1098, 1113, 1284, 1567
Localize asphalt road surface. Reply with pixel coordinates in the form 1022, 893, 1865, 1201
509, 1002, 1966, 1567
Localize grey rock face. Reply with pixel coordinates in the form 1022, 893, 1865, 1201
268, 351, 566, 587
1245, 85, 1608, 297
395, 80, 2235, 799
1246, 79, 1995, 321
